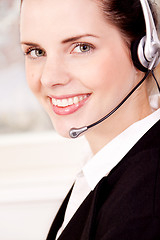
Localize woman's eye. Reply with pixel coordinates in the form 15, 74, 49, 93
72, 43, 93, 54
25, 48, 45, 59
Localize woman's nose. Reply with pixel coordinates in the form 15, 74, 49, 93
41, 56, 71, 88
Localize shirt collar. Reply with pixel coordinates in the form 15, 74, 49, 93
83, 95, 160, 190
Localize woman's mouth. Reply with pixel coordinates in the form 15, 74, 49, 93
50, 94, 91, 115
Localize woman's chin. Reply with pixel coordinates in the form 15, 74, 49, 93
52, 124, 72, 138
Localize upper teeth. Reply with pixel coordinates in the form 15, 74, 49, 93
52, 95, 88, 107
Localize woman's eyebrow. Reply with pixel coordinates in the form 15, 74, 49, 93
20, 42, 41, 47
61, 34, 99, 44
20, 34, 99, 47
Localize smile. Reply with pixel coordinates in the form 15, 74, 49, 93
50, 94, 90, 115
52, 95, 89, 107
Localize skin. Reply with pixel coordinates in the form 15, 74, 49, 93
20, 0, 152, 154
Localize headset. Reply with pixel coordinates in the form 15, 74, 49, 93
69, 0, 160, 138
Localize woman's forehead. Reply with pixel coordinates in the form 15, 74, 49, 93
20, 0, 105, 25
20, 0, 111, 42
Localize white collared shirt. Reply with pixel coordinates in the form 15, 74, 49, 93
56, 94, 160, 238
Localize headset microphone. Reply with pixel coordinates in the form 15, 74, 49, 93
69, 0, 160, 138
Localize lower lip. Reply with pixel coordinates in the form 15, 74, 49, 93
51, 95, 90, 115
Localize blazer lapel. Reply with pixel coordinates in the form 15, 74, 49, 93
46, 185, 74, 240
57, 177, 110, 240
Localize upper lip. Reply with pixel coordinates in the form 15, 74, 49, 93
48, 93, 91, 100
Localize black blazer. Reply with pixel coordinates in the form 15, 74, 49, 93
46, 120, 160, 240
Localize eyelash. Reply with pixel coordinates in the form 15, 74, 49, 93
24, 42, 95, 59
24, 47, 46, 59
71, 43, 95, 54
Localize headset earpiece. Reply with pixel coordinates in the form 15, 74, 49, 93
131, 37, 148, 72
131, 0, 160, 72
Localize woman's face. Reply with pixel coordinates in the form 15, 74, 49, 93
20, 0, 138, 138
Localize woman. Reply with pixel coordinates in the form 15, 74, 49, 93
20, 0, 160, 239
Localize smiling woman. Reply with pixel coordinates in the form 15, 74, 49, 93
20, 0, 160, 239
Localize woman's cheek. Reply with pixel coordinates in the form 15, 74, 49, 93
80, 59, 115, 91
26, 64, 42, 95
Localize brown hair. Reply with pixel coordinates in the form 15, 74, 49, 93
96, 0, 157, 46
